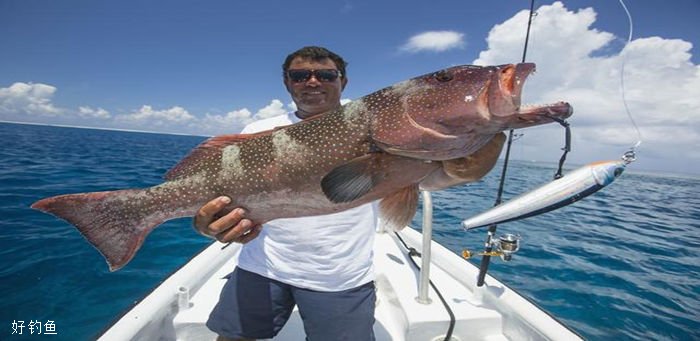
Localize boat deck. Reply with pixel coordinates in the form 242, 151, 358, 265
100, 228, 581, 340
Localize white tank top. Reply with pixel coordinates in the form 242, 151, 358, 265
236, 112, 377, 291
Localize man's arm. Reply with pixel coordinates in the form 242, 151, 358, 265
194, 115, 291, 243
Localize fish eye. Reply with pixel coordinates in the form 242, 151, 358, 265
614, 167, 623, 177
433, 70, 453, 82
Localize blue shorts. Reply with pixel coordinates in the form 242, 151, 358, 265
207, 267, 376, 340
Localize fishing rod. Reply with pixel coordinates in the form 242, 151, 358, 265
475, 0, 537, 287
472, 0, 641, 286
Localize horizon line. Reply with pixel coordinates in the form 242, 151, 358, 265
2, 120, 697, 179
0, 120, 211, 138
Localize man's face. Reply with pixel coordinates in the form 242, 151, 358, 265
284, 57, 347, 119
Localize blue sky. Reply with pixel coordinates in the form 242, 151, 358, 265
1, 0, 699, 175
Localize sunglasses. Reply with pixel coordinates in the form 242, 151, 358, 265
286, 69, 342, 83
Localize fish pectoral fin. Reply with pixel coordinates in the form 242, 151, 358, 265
321, 154, 382, 203
419, 167, 458, 191
419, 133, 506, 191
379, 184, 419, 231
444, 133, 505, 179
165, 131, 272, 180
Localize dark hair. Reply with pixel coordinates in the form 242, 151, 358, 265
282, 46, 348, 79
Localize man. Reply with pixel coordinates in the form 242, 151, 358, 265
197, 46, 377, 341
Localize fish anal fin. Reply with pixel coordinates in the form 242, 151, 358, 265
165, 131, 272, 181
379, 184, 419, 231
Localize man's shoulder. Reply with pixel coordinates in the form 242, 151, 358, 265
241, 113, 295, 134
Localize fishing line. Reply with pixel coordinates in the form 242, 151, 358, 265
473, 0, 642, 288
618, 0, 643, 159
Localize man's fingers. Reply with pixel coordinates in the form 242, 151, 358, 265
207, 207, 246, 233
193, 196, 262, 243
194, 196, 231, 235
195, 196, 231, 221
215, 219, 255, 243
237, 224, 262, 244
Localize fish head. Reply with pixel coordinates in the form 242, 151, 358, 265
483, 63, 573, 130
590, 160, 626, 186
394, 62, 573, 134
370, 63, 573, 159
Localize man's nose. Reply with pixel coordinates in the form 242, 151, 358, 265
305, 75, 322, 86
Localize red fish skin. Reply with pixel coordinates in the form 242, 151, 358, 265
32, 63, 572, 271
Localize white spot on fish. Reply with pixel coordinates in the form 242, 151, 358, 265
149, 173, 211, 206
389, 79, 415, 96
221, 145, 244, 177
342, 99, 367, 128
464, 95, 474, 103
272, 130, 308, 163
388, 79, 428, 97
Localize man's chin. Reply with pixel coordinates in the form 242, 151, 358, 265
300, 95, 326, 104
299, 101, 334, 113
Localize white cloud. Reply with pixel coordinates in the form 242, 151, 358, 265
254, 99, 287, 120
400, 31, 465, 53
78, 106, 111, 119
200, 108, 254, 134
0, 83, 111, 123
119, 105, 195, 123
0, 82, 62, 116
474, 1, 700, 173
198, 99, 296, 135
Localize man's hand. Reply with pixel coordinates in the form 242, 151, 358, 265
194, 196, 262, 244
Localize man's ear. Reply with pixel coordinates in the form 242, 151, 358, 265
341, 76, 348, 91
284, 78, 292, 93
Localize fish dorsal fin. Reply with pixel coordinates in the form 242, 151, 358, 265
379, 185, 419, 231
165, 131, 272, 180
321, 154, 381, 203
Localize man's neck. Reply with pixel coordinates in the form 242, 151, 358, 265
295, 107, 340, 120
294, 110, 317, 120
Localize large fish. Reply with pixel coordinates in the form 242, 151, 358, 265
32, 63, 572, 271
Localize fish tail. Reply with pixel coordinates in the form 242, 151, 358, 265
31, 189, 164, 271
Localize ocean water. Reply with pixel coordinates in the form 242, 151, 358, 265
1, 122, 698, 340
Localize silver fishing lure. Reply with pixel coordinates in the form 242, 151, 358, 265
462, 160, 627, 230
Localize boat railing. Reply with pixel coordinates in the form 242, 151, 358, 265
416, 190, 433, 304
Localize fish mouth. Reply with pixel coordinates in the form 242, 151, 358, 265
506, 63, 532, 110
516, 101, 573, 125
485, 63, 533, 116
499, 103, 574, 131
487, 63, 573, 128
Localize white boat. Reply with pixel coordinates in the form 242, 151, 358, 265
99, 193, 582, 341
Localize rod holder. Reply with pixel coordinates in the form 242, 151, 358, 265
177, 286, 191, 311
